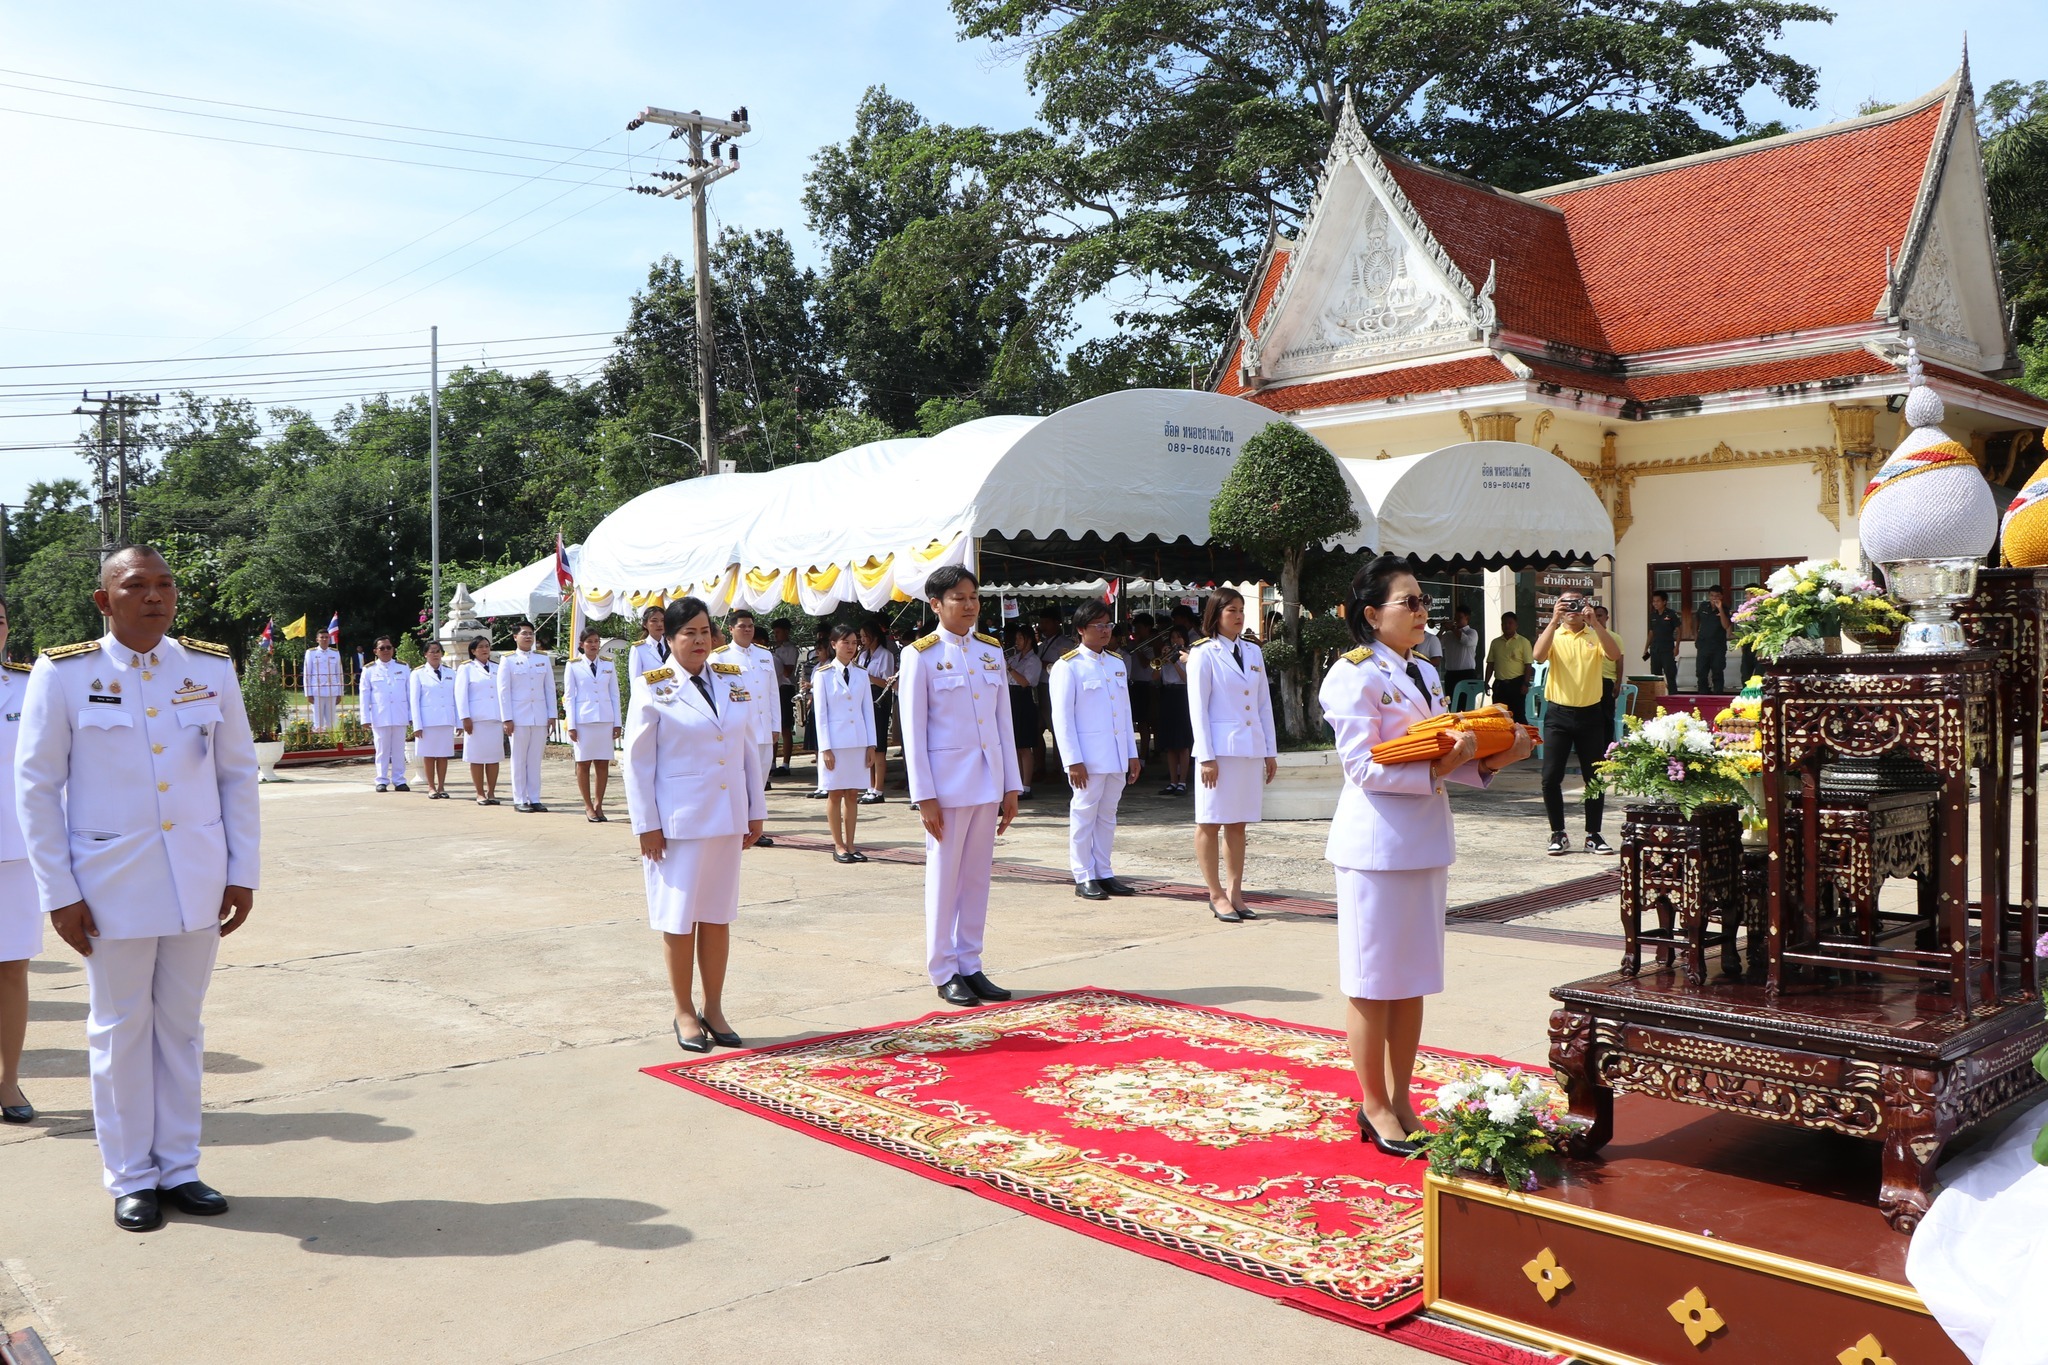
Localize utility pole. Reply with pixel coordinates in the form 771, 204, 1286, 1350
73, 391, 158, 556
628, 103, 749, 479
429, 325, 442, 639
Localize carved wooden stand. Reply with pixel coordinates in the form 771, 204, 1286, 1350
1549, 971, 2048, 1232
1618, 803, 1742, 985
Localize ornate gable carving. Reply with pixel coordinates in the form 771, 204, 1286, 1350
1903, 221, 1970, 347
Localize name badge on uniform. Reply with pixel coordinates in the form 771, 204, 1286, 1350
88, 693, 122, 705
4, 713, 18, 723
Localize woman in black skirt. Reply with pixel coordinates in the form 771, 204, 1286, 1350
1155, 623, 1195, 794
1005, 620, 1043, 798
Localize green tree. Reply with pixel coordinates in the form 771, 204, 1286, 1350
1209, 421, 1360, 736
944, 0, 1827, 362
5, 481, 100, 655
1984, 78, 2048, 367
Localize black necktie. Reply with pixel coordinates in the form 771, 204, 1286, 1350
1232, 641, 1243, 671
657, 641, 670, 662
692, 674, 717, 714
590, 659, 599, 676
1406, 661, 1432, 709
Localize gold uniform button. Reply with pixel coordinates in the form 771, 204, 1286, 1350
161, 820, 174, 831
152, 744, 165, 754
158, 782, 169, 792
146, 706, 159, 717
720, 783, 728, 790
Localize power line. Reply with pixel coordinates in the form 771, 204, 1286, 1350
0, 343, 616, 394
0, 331, 618, 374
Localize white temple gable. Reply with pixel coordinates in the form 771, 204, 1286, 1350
1891, 67, 2016, 373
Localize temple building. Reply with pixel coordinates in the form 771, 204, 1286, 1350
1212, 61, 2048, 685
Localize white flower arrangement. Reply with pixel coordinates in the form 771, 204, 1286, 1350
1412, 1062, 1581, 1191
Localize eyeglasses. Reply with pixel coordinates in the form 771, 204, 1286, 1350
1380, 594, 1432, 613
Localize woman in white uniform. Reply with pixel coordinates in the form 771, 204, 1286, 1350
0, 597, 38, 1123
1188, 588, 1278, 922
812, 625, 876, 863
409, 640, 459, 798
1319, 555, 1533, 1155
455, 635, 505, 806
565, 626, 622, 822
626, 596, 765, 1053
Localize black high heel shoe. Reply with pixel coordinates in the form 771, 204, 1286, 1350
673, 1016, 711, 1054
2, 1089, 33, 1124
703, 1019, 744, 1049
1357, 1108, 1420, 1157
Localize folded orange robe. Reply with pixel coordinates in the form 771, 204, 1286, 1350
1369, 705, 1538, 765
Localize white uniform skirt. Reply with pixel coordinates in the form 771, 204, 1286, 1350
1335, 864, 1450, 1000
415, 725, 456, 760
1195, 754, 1265, 825
644, 834, 744, 934
820, 747, 870, 792
571, 727, 616, 763
0, 860, 41, 961
464, 723, 505, 765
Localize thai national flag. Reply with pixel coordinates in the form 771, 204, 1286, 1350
327, 612, 341, 647
1103, 578, 1120, 606
555, 533, 574, 592
259, 619, 274, 652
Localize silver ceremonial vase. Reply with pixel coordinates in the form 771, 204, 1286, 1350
1880, 557, 1979, 653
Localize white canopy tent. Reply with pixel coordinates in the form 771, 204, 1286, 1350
468, 544, 579, 619
576, 389, 1372, 618
983, 579, 1200, 601
1344, 441, 1614, 570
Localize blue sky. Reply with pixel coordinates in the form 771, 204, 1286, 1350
0, 0, 2038, 506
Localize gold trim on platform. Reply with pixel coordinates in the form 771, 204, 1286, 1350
1423, 1171, 1930, 1314
1429, 1300, 1660, 1365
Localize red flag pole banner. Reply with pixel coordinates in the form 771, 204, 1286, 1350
644, 988, 1561, 1360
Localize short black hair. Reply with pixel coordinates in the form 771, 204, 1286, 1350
663, 596, 711, 636
642, 603, 664, 623
513, 621, 535, 635
730, 608, 756, 623
579, 626, 601, 644
374, 635, 395, 648
1652, 590, 1668, 603
925, 565, 979, 601
828, 623, 860, 645
1347, 553, 1415, 647
769, 618, 790, 633
1071, 600, 1112, 633
467, 635, 491, 659
1199, 587, 1244, 640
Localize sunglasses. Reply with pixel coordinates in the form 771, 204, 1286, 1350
1378, 594, 1432, 613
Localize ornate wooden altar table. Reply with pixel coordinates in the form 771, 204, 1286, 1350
1619, 803, 1742, 986
1762, 652, 2001, 1007
1549, 970, 2047, 1231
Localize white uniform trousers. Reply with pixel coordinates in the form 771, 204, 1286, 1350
925, 802, 997, 985
310, 696, 338, 731
0, 860, 43, 961
508, 724, 546, 805
84, 927, 220, 1196
756, 742, 774, 791
372, 724, 407, 786
1067, 769, 1125, 883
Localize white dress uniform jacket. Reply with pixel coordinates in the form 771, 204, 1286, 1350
17, 634, 262, 933
0, 661, 41, 962
812, 661, 875, 793
410, 663, 459, 730
495, 647, 559, 727
629, 637, 671, 679
1050, 646, 1137, 773
624, 664, 766, 839
1188, 636, 1277, 764
359, 658, 411, 728
454, 659, 501, 724
302, 646, 343, 697
564, 654, 621, 727
901, 628, 1021, 809
1318, 645, 1489, 871
710, 642, 779, 744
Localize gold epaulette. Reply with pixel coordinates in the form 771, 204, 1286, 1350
1, 660, 30, 673
1344, 645, 1373, 665
710, 643, 733, 653
643, 667, 675, 684
43, 640, 100, 660
1061, 648, 1081, 661
911, 633, 939, 652
710, 661, 743, 675
974, 631, 1001, 647
1190, 637, 1214, 650
180, 636, 230, 658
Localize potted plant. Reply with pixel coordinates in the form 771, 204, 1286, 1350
1412, 1064, 1580, 1191
241, 650, 289, 782
1730, 559, 1907, 660
1593, 710, 1756, 818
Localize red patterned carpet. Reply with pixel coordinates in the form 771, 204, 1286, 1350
645, 988, 1562, 1362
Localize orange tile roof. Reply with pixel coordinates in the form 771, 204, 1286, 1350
1250, 356, 1519, 412
1216, 245, 1291, 396
1619, 350, 1895, 403
1921, 360, 2048, 419
1383, 159, 1609, 353
1533, 100, 1945, 353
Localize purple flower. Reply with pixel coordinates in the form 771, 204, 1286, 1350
1668, 759, 1686, 781
2035, 932, 2048, 958
1522, 1173, 1540, 1192
1604, 741, 1620, 757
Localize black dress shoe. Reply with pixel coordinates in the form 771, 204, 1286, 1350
753, 835, 775, 849
849, 851, 868, 863
1235, 903, 1259, 920
833, 851, 856, 864
394, 783, 411, 792
704, 1021, 744, 1049
1210, 901, 1243, 923
1100, 877, 1138, 897
1357, 1109, 1421, 1158
114, 1190, 163, 1232
937, 976, 978, 1007
2, 1091, 33, 1124
674, 1017, 711, 1054
961, 971, 1011, 1002
531, 802, 549, 813
159, 1180, 229, 1216
1074, 879, 1109, 901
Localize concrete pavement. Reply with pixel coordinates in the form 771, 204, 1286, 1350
3, 753, 1621, 1364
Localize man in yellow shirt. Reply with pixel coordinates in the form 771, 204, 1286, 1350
1594, 604, 1623, 710
1484, 612, 1535, 722
1534, 593, 1622, 856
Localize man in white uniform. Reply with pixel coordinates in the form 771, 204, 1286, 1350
359, 635, 412, 791
901, 566, 1021, 1008
496, 623, 558, 812
17, 545, 260, 1232
303, 629, 343, 732
1050, 600, 1141, 900
710, 610, 781, 844
768, 619, 800, 775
